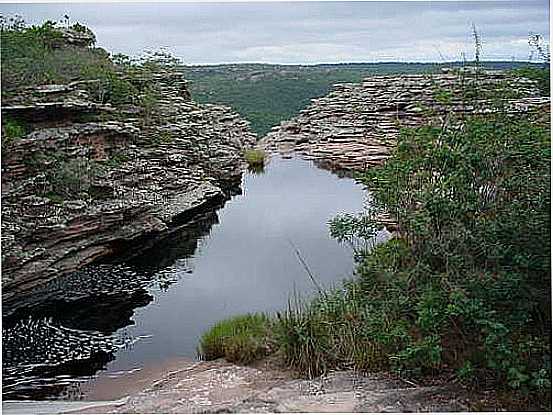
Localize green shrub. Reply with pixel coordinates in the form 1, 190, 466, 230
244, 149, 266, 171
140, 85, 161, 126
1, 19, 103, 91
198, 313, 271, 365
47, 157, 104, 199
273, 70, 550, 407
1, 17, 139, 106
2, 118, 27, 144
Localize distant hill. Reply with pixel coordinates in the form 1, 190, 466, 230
181, 62, 539, 137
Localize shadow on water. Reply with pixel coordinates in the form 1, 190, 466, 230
2, 204, 226, 400
2, 157, 376, 401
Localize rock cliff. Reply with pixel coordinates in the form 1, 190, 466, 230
261, 71, 550, 172
1, 66, 256, 313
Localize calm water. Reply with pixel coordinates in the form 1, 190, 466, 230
3, 157, 387, 400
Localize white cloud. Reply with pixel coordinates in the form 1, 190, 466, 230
0, 1, 549, 64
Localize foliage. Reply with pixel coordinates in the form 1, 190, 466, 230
198, 313, 271, 365
274, 73, 551, 406
47, 157, 104, 199
1, 118, 27, 145
140, 85, 161, 126
103, 152, 130, 168
81, 67, 138, 105
244, 148, 266, 171
0, 15, 166, 110
329, 212, 380, 259
1, 15, 180, 147
0, 16, 108, 92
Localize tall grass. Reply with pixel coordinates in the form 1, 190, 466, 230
198, 313, 271, 365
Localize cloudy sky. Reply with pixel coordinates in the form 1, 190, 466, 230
1, 1, 549, 64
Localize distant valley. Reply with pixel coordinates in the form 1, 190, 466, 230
182, 61, 542, 136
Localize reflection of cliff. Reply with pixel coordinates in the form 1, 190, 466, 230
2, 317, 117, 400
2, 198, 227, 400
129, 199, 225, 273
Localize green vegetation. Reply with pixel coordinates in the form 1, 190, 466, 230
0, 16, 107, 93
0, 16, 176, 109
0, 16, 182, 200
140, 85, 162, 126
244, 148, 266, 171
1, 16, 135, 109
200, 67, 551, 408
47, 157, 104, 200
198, 313, 272, 364
104, 152, 130, 168
279, 77, 551, 406
182, 61, 542, 137
1, 117, 27, 145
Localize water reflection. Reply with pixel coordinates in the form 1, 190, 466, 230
2, 157, 382, 400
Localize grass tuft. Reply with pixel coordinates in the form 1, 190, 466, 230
198, 313, 271, 365
244, 149, 266, 169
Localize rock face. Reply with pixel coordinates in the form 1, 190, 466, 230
1, 70, 256, 313
261, 72, 550, 172
66, 359, 471, 413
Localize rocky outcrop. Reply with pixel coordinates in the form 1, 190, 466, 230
261, 72, 550, 172
1, 71, 256, 313
58, 359, 475, 413
2, 80, 114, 122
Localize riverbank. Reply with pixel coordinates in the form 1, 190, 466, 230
3, 359, 473, 414
252, 69, 551, 410
2, 156, 370, 400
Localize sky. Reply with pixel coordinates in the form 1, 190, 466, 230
0, 1, 549, 64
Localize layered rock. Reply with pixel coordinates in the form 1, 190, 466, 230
1, 71, 256, 312
261, 72, 550, 172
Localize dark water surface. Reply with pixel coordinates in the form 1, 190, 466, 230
3, 157, 387, 400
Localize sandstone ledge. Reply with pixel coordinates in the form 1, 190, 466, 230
1, 71, 256, 313
261, 73, 550, 172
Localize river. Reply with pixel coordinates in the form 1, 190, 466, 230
2, 156, 388, 401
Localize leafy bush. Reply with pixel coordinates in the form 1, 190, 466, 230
140, 85, 161, 126
275, 72, 551, 406
198, 313, 271, 365
1, 16, 138, 106
1, 18, 102, 91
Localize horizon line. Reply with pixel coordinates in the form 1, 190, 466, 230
180, 59, 546, 66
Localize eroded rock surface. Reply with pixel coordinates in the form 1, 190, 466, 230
261, 72, 550, 171
1, 70, 256, 313
68, 360, 469, 413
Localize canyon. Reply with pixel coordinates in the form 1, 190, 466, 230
2, 27, 550, 414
